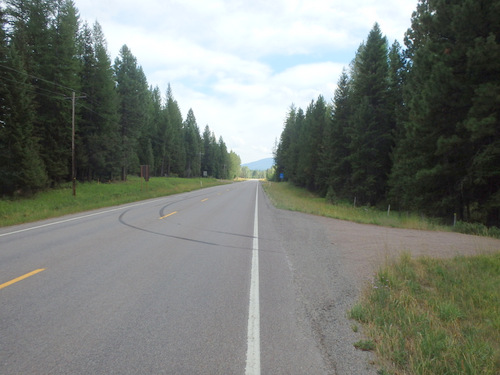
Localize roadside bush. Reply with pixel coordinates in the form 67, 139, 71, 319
325, 186, 337, 204
453, 221, 500, 239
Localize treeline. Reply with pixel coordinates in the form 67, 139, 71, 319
275, 0, 500, 227
239, 166, 274, 180
0, 0, 240, 196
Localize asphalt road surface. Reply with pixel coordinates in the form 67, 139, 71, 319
0, 181, 336, 375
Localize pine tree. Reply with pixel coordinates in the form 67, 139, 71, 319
324, 69, 353, 200
389, 0, 500, 223
294, 100, 315, 188
387, 40, 407, 138
114, 45, 148, 180
76, 22, 95, 180
6, 0, 64, 185
459, 0, 500, 225
137, 85, 155, 172
183, 108, 201, 177
289, 108, 305, 182
0, 45, 48, 194
156, 102, 170, 177
310, 95, 329, 192
39, 0, 81, 183
277, 107, 305, 185
77, 21, 120, 181
164, 84, 185, 176
217, 136, 229, 179
403, 1, 471, 217
291, 96, 328, 191
201, 125, 215, 177
0, 5, 8, 130
0, 2, 49, 194
6, 0, 51, 76
148, 86, 165, 177
274, 104, 297, 182
347, 24, 392, 205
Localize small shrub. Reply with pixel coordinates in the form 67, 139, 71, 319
487, 225, 500, 239
354, 340, 376, 351
453, 221, 500, 239
325, 185, 336, 204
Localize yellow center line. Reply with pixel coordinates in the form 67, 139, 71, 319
201, 198, 209, 202
0, 268, 46, 290
159, 211, 177, 220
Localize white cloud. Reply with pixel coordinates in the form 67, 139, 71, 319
76, 0, 418, 163
167, 61, 344, 163
273, 63, 344, 90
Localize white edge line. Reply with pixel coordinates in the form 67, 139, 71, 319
0, 197, 169, 238
245, 182, 261, 375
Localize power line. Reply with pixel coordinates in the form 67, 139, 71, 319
0, 73, 68, 99
0, 63, 117, 111
0, 70, 123, 130
0, 63, 88, 97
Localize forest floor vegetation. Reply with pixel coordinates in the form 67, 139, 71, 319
0, 176, 229, 227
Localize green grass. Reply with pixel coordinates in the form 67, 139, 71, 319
0, 176, 228, 227
454, 221, 500, 239
349, 252, 500, 375
262, 181, 445, 231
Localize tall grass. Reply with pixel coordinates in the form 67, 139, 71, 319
0, 176, 227, 227
263, 181, 445, 231
454, 221, 500, 239
350, 252, 500, 375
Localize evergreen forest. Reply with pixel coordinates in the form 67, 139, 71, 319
0, 0, 240, 196
274, 0, 500, 227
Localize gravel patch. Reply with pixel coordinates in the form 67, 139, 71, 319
264, 191, 500, 375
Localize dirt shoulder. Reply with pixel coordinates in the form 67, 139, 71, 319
323, 217, 500, 290
265, 192, 500, 375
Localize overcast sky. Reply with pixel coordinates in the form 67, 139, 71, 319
76, 0, 417, 164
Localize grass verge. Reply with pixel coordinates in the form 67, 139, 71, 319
262, 181, 445, 231
0, 176, 228, 227
349, 252, 500, 375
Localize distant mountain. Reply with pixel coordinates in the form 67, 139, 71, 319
241, 158, 274, 171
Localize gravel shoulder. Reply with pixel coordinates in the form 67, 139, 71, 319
262, 191, 500, 374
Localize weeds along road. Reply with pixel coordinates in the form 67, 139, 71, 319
2, 180, 376, 375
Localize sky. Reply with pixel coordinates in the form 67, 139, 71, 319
75, 0, 418, 164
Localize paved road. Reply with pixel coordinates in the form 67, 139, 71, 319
0, 181, 328, 374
